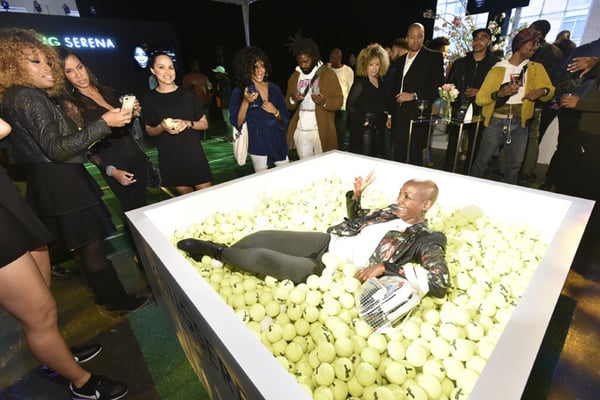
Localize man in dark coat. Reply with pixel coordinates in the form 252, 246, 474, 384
388, 23, 445, 165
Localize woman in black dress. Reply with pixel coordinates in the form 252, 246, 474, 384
58, 48, 148, 212
0, 116, 128, 400
142, 52, 212, 195
0, 28, 147, 314
347, 43, 391, 158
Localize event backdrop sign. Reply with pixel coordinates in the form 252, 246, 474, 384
0, 13, 182, 96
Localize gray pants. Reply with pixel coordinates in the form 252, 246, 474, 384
221, 230, 330, 283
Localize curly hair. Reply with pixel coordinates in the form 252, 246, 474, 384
356, 43, 390, 78
286, 32, 321, 61
0, 28, 64, 101
231, 46, 272, 97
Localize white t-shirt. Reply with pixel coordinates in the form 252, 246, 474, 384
328, 219, 410, 267
331, 64, 354, 110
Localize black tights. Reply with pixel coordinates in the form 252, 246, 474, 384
73, 239, 109, 274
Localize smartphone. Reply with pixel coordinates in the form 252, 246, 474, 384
120, 95, 136, 114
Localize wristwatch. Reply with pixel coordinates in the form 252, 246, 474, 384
413, 93, 418, 101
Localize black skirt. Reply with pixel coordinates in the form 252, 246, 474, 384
0, 168, 54, 266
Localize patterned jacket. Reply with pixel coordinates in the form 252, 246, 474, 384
327, 191, 449, 298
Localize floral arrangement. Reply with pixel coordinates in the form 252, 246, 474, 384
439, 83, 460, 103
423, 1, 510, 59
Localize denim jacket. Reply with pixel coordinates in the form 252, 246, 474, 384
327, 191, 449, 298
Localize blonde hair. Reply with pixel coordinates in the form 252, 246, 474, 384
0, 28, 64, 101
356, 43, 389, 78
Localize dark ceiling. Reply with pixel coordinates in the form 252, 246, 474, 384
75, 0, 437, 87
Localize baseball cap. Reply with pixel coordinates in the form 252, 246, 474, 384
472, 28, 492, 39
511, 28, 541, 53
212, 66, 227, 74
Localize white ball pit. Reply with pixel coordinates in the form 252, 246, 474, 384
127, 151, 593, 399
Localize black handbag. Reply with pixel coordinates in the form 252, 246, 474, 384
130, 122, 162, 188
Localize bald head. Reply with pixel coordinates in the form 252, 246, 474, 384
329, 48, 343, 68
405, 179, 439, 204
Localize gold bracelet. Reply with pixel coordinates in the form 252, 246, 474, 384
274, 110, 280, 118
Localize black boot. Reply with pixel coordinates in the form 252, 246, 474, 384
177, 238, 226, 261
88, 265, 149, 313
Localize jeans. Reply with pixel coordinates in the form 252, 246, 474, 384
470, 115, 528, 185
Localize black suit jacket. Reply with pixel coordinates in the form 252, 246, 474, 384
389, 47, 444, 144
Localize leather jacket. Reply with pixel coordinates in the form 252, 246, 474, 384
1, 86, 111, 164
328, 191, 449, 298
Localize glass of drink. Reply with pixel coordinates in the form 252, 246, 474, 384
417, 99, 428, 119
510, 73, 521, 86
247, 85, 259, 108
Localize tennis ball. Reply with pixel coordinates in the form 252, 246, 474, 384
264, 300, 281, 318
401, 319, 420, 340
294, 319, 310, 337
466, 355, 487, 373
416, 373, 442, 399
249, 303, 265, 321
422, 308, 440, 325
313, 362, 335, 386
289, 287, 307, 304
330, 379, 348, 400
305, 290, 322, 306
285, 341, 304, 363
281, 323, 297, 341
355, 362, 378, 387
422, 359, 446, 381
367, 333, 387, 353
306, 275, 320, 290
235, 309, 250, 323
316, 342, 336, 363
243, 290, 258, 306
352, 318, 373, 338
386, 339, 405, 361
450, 338, 476, 362
360, 347, 381, 368
287, 303, 303, 321
334, 337, 353, 358
265, 323, 282, 343
465, 321, 484, 341
342, 275, 361, 292
405, 343, 428, 367
323, 297, 341, 316
346, 376, 364, 398
338, 292, 355, 309
456, 368, 480, 393
319, 275, 334, 291
420, 321, 437, 341
313, 386, 333, 400
272, 338, 287, 356
403, 384, 428, 400
333, 357, 354, 381
439, 322, 464, 341
330, 322, 351, 339
303, 305, 320, 323
384, 360, 407, 385
442, 356, 465, 381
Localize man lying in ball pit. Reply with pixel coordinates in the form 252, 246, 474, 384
177, 171, 449, 298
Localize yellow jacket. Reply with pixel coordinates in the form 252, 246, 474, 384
476, 61, 555, 127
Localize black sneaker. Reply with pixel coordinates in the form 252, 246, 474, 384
72, 343, 103, 364
105, 295, 150, 313
51, 264, 78, 279
41, 343, 102, 377
70, 374, 128, 400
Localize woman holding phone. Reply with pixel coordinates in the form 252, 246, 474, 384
58, 48, 149, 212
0, 28, 147, 314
